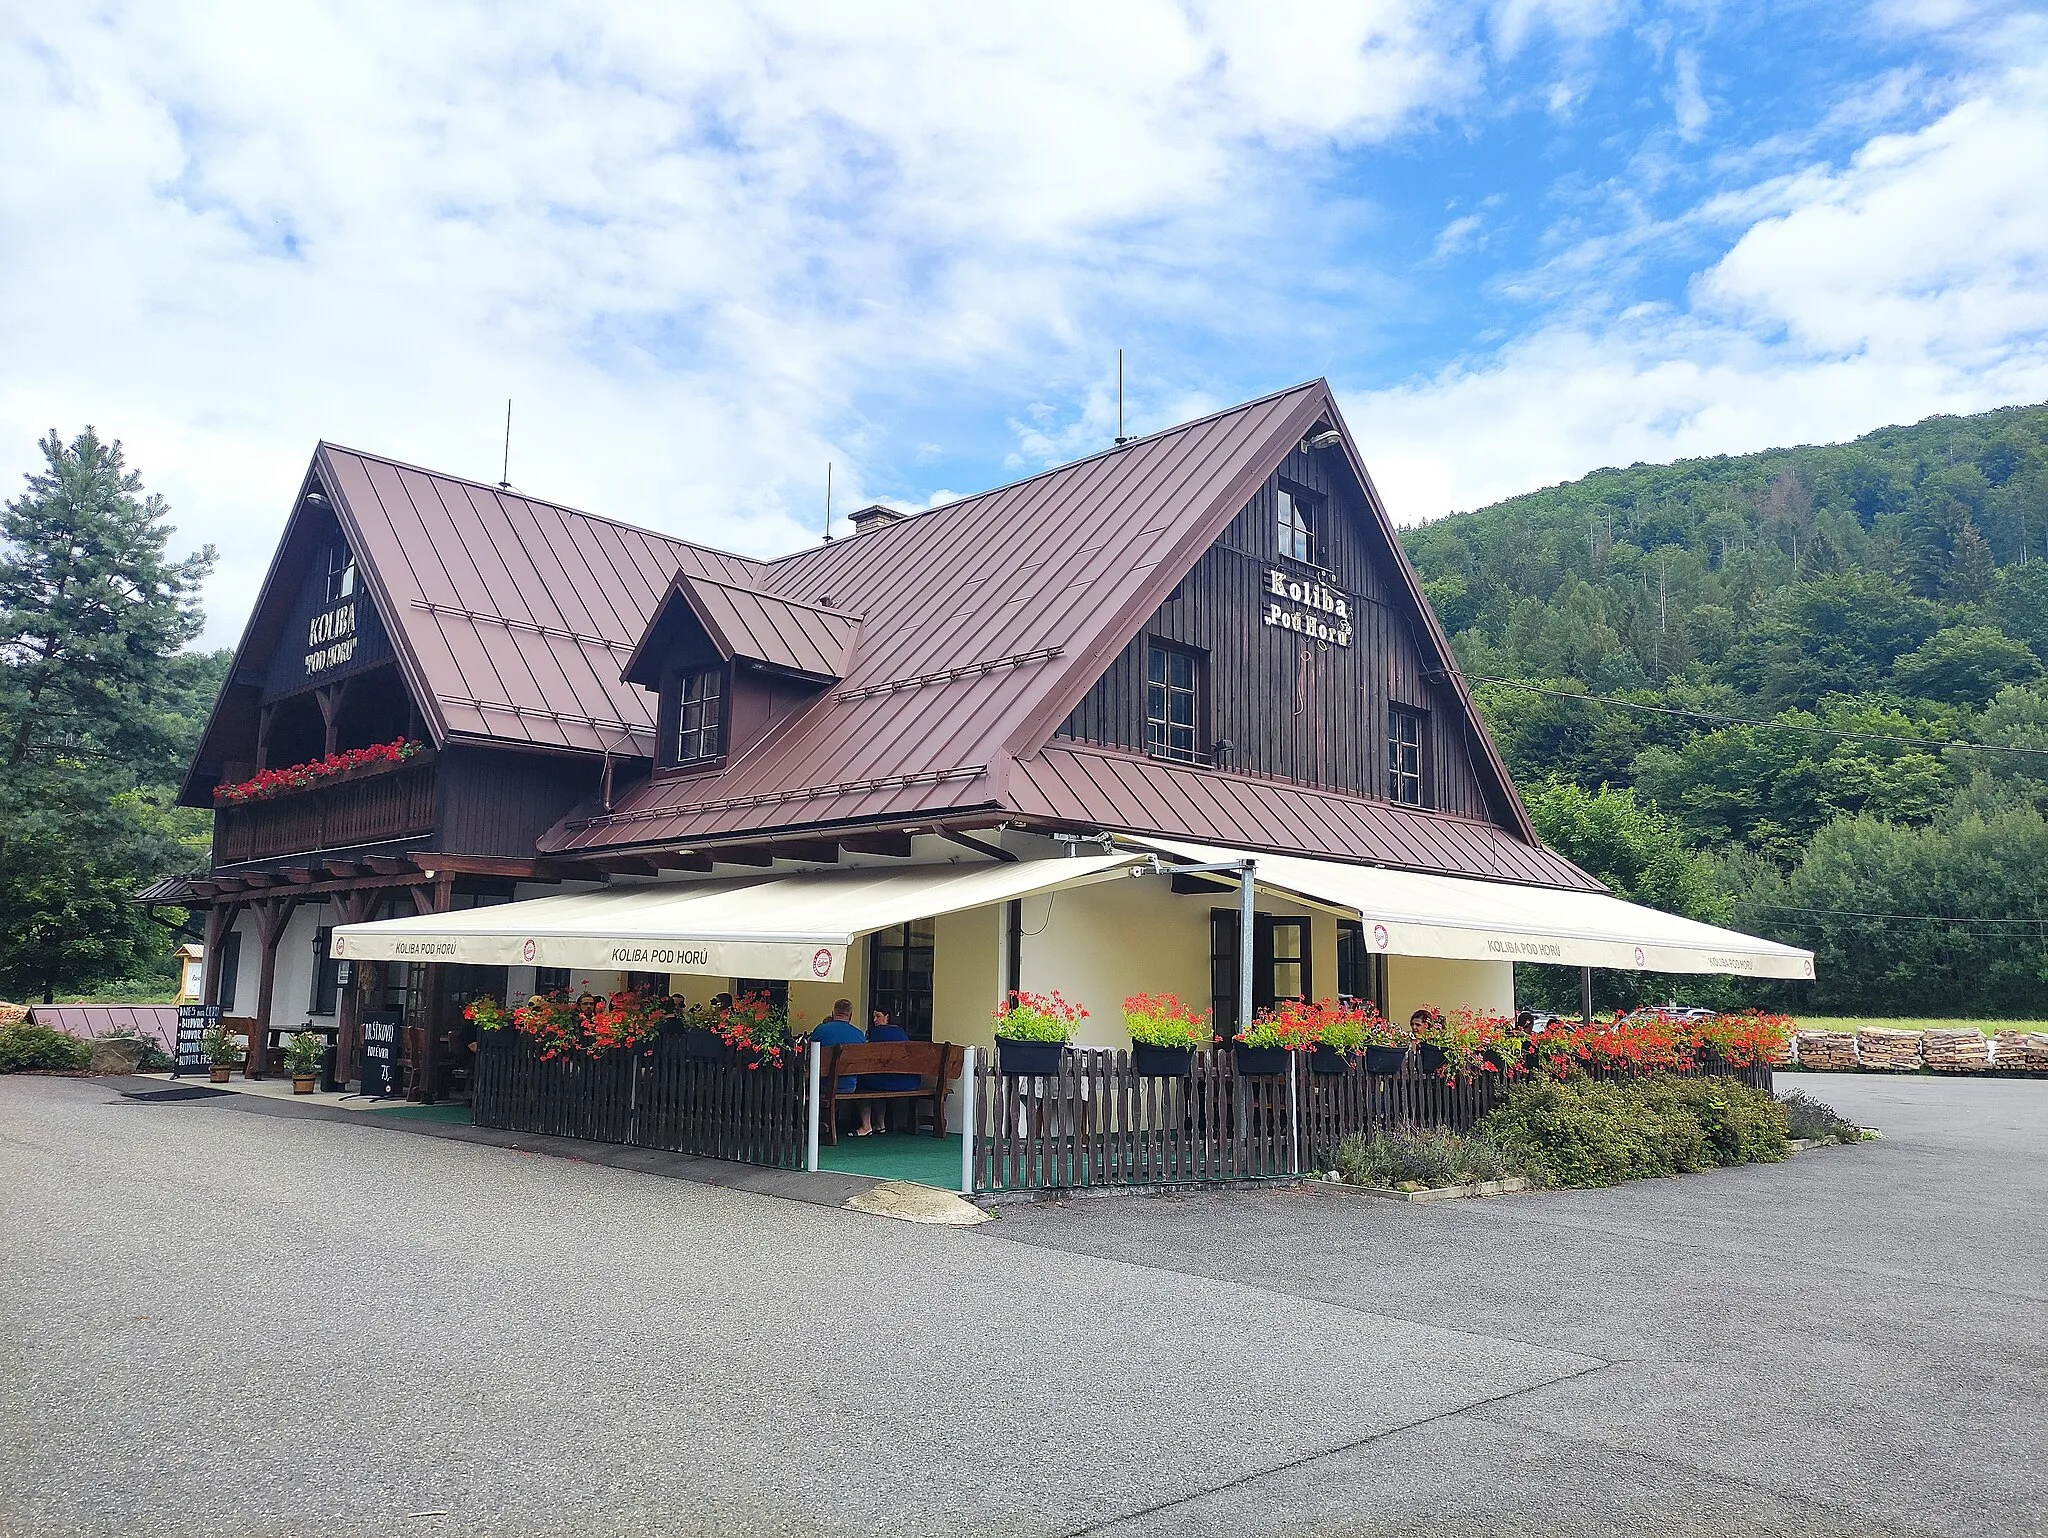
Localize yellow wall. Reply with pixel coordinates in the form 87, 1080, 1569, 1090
933, 903, 1000, 1047
1384, 955, 1515, 1024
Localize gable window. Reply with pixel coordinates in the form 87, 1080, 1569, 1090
324, 543, 357, 604
1144, 641, 1203, 763
673, 666, 725, 765
1276, 484, 1320, 567
1388, 705, 1426, 806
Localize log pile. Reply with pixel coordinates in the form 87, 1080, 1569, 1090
1923, 1030, 1991, 1072
0, 1002, 27, 1028
1795, 1031, 1858, 1071
1993, 1031, 2048, 1072
1854, 1028, 1923, 1071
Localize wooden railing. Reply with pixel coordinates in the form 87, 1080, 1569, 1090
970, 1050, 1774, 1194
471, 1030, 809, 1170
213, 758, 437, 863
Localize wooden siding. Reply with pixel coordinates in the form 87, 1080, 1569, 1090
1058, 447, 1505, 823
214, 759, 438, 864
434, 745, 605, 859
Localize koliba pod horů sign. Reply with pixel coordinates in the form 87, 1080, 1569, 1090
1261, 569, 1352, 646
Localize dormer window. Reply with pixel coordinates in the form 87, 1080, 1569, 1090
1276, 484, 1320, 567
673, 666, 725, 765
325, 543, 357, 604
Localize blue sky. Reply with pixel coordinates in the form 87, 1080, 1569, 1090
4, 2, 2046, 643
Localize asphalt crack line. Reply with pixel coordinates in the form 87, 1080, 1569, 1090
1054, 1359, 1615, 1538
1473, 1405, 1960, 1538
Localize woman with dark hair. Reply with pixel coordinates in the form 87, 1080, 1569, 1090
860, 1008, 920, 1133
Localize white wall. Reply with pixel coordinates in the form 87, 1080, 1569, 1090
1384, 956, 1515, 1024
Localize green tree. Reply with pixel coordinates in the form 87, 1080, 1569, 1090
1525, 777, 1725, 921
0, 429, 215, 1000
1890, 625, 2041, 707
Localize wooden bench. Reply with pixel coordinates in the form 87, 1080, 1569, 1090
818, 1041, 963, 1144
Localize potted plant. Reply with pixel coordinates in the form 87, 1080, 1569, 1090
203, 1025, 242, 1083
285, 1030, 325, 1093
716, 993, 797, 1069
1310, 1000, 1383, 1075
1361, 1009, 1411, 1076
993, 990, 1085, 1076
1122, 993, 1212, 1076
1231, 1012, 1291, 1076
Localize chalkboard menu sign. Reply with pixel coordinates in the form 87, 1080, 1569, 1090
174, 1004, 220, 1078
361, 1014, 402, 1098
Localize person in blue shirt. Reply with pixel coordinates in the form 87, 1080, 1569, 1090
808, 999, 871, 1134
861, 1008, 922, 1133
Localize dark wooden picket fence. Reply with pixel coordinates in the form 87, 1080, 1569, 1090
970, 1049, 1774, 1194
472, 1030, 808, 1169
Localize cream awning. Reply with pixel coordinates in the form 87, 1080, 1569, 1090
1128, 836, 1815, 980
330, 854, 1141, 982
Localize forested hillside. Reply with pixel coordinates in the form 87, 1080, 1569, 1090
1402, 401, 2048, 1017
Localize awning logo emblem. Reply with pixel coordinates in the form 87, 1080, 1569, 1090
812, 948, 833, 977
522, 938, 537, 962
1371, 924, 1390, 950
1634, 946, 1646, 968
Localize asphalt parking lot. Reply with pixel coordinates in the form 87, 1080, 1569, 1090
2, 1071, 2041, 1537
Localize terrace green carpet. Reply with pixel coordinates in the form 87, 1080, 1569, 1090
816, 1132, 963, 1190
368, 1102, 474, 1124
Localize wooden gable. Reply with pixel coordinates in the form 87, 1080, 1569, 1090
1056, 441, 1523, 831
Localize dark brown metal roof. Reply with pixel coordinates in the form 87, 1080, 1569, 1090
1011, 743, 1603, 890
536, 379, 1582, 887
318, 446, 767, 757
28, 1004, 181, 1045
668, 572, 862, 681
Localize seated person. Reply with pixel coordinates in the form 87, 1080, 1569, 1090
859, 1009, 923, 1128
809, 1000, 875, 1134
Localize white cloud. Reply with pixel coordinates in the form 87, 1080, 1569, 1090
1357, 61, 2048, 523
0, 0, 1482, 642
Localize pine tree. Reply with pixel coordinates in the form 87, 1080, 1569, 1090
1944, 519, 1996, 604
0, 430, 215, 1000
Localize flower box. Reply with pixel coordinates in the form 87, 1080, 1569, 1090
997, 1038, 1064, 1077
1310, 1044, 1355, 1076
1131, 1042, 1194, 1077
1232, 1043, 1288, 1076
1364, 1045, 1410, 1076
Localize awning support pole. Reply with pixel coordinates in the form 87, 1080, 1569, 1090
1580, 966, 1594, 1024
806, 1041, 822, 1173
958, 1046, 976, 1196
1237, 859, 1256, 1038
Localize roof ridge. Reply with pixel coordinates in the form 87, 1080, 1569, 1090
682, 569, 864, 620
754, 378, 1330, 569
316, 441, 767, 569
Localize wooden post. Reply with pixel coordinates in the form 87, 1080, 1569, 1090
1580, 966, 1594, 1024
248, 896, 301, 1078
332, 888, 375, 1086
410, 875, 454, 1102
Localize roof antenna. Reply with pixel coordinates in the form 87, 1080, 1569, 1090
1114, 349, 1129, 445
497, 399, 512, 490
823, 461, 834, 543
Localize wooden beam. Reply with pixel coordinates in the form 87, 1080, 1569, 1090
281, 867, 316, 885
838, 831, 913, 858
187, 880, 221, 901
772, 841, 840, 865
241, 872, 279, 888
324, 860, 366, 880
401, 852, 607, 882
247, 895, 301, 1079
710, 846, 775, 867
591, 855, 661, 877
646, 850, 714, 873
364, 856, 411, 875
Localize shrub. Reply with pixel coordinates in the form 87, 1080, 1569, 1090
1330, 1126, 1518, 1188
1779, 1089, 1861, 1142
1477, 1073, 1790, 1188
0, 1024, 93, 1073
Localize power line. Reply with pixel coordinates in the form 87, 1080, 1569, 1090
1464, 674, 2048, 760
1749, 901, 2048, 925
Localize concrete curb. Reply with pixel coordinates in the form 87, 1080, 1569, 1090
1317, 1175, 1533, 1204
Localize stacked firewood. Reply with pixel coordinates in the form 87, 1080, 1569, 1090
1922, 1030, 1991, 1072
1795, 1031, 1858, 1070
1855, 1028, 1923, 1070
0, 1002, 26, 1028
1762, 1035, 1795, 1067
1993, 1031, 2048, 1071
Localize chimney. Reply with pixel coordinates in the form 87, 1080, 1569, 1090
848, 504, 908, 535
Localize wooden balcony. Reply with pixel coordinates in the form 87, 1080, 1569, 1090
213, 758, 437, 865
